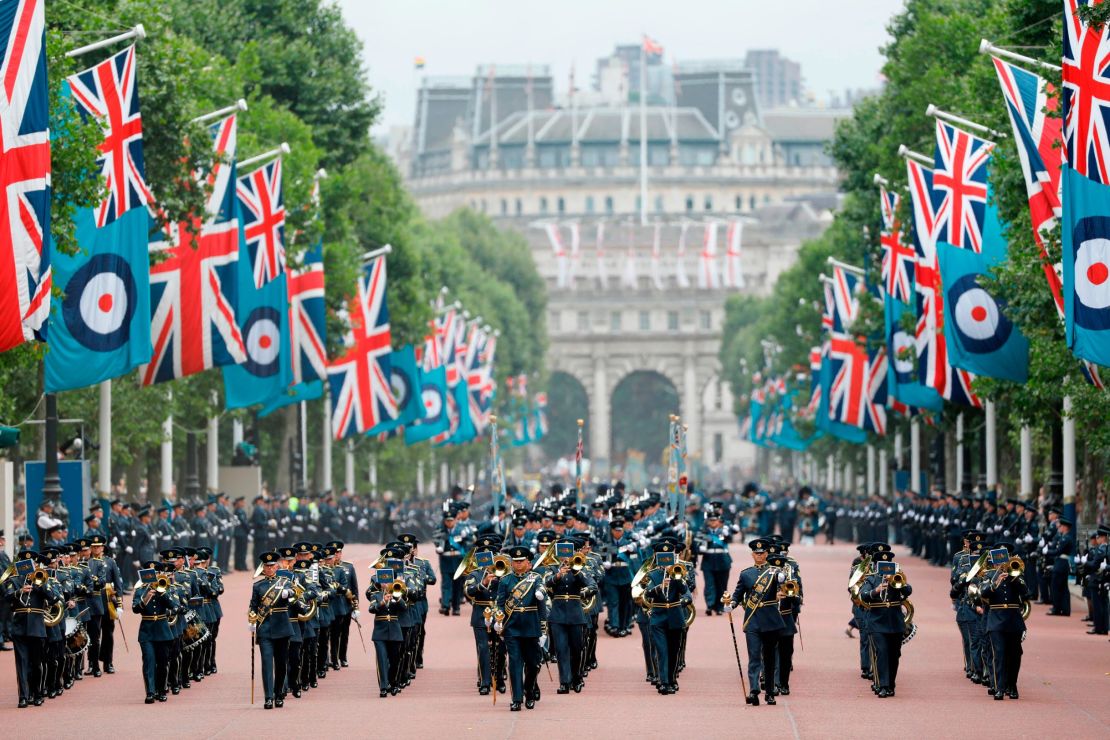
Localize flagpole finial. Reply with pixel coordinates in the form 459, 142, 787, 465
978, 38, 991, 55
315, 168, 328, 179
236, 98, 248, 112
490, 415, 497, 424
873, 173, 890, 187
280, 142, 291, 155
577, 419, 584, 427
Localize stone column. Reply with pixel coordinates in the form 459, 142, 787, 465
682, 353, 701, 456
590, 360, 610, 468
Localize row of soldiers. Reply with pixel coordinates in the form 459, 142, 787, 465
1, 534, 125, 707
247, 540, 360, 708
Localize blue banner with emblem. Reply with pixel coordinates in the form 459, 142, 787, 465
937, 199, 1028, 383
367, 344, 421, 436
1063, 166, 1110, 367
404, 364, 449, 444
883, 295, 944, 411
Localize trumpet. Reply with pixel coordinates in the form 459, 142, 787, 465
491, 554, 512, 578
890, 571, 908, 590
666, 563, 687, 580
389, 580, 408, 600
568, 553, 587, 573
28, 568, 49, 588
780, 579, 800, 598
1005, 556, 1024, 579
154, 575, 172, 594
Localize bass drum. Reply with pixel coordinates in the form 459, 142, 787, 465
181, 609, 210, 652
65, 616, 89, 658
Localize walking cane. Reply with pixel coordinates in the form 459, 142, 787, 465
250, 633, 256, 705
117, 613, 130, 654
797, 615, 803, 652
725, 604, 748, 699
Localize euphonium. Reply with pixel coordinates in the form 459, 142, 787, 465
890, 571, 908, 589
454, 548, 479, 580
491, 554, 512, 578
44, 600, 65, 627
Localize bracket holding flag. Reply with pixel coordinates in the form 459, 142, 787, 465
239, 142, 290, 170
925, 104, 1005, 141
65, 24, 146, 58
978, 38, 1061, 73
898, 144, 934, 167
191, 98, 248, 125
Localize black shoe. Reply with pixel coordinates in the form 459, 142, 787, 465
390, 686, 399, 696
452, 609, 461, 616
705, 609, 713, 616
557, 684, 570, 694
497, 683, 506, 694
765, 694, 777, 705
380, 690, 388, 698
589, 660, 598, 670
1087, 629, 1108, 635
525, 698, 536, 709
264, 699, 274, 709
33, 697, 43, 706
310, 680, 318, 688
105, 666, 115, 674
0, 644, 12, 651
987, 687, 996, 696
994, 692, 1004, 700
17, 698, 27, 708
780, 685, 791, 695
145, 694, 155, 704
341, 660, 349, 668
573, 681, 583, 693
275, 698, 284, 708
861, 671, 872, 680
63, 680, 73, 690
181, 680, 190, 689
292, 689, 301, 698
877, 688, 890, 698
510, 702, 522, 711
479, 687, 490, 696
439, 607, 449, 615
747, 692, 760, 706
171, 687, 180, 695
1007, 689, 1019, 699
1082, 615, 1093, 621
157, 694, 167, 702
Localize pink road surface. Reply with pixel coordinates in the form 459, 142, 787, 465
1, 541, 1107, 738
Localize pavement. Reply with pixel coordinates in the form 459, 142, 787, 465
1, 541, 1107, 738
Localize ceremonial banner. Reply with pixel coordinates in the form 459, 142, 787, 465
404, 364, 448, 444
367, 344, 421, 435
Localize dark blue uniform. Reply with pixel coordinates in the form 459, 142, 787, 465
249, 575, 295, 704
496, 570, 544, 707
979, 568, 1028, 698
728, 562, 785, 702
858, 572, 912, 696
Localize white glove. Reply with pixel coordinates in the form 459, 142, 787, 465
281, 589, 292, 599
535, 588, 546, 602
125, 546, 133, 553
1042, 545, 1049, 554
723, 603, 733, 613
249, 623, 257, 634
1024, 534, 1033, 543
602, 561, 611, 570
777, 571, 786, 583
132, 560, 140, 568
352, 610, 360, 621
435, 546, 443, 554
493, 621, 503, 634
1100, 561, 1107, 571
1003, 530, 1011, 537
484, 616, 493, 628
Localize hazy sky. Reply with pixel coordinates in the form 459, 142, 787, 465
338, 0, 907, 132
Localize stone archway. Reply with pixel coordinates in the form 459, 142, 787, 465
610, 370, 680, 477
541, 371, 590, 460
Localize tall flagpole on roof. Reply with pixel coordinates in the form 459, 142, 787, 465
639, 37, 648, 226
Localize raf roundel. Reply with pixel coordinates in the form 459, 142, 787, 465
1072, 217, 1110, 330
242, 306, 281, 376
947, 273, 1012, 354
422, 383, 444, 422
891, 329, 915, 381
62, 253, 137, 351
391, 364, 414, 410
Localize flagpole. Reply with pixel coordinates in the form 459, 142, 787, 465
985, 400, 997, 489
239, 142, 290, 170
924, 104, 1004, 140
98, 381, 112, 496
1019, 425, 1033, 500
825, 256, 866, 276
978, 38, 1061, 73
361, 244, 393, 263
910, 417, 921, 494
897, 144, 933, 167
575, 418, 584, 494
161, 394, 173, 501
65, 24, 146, 58
191, 99, 248, 125
321, 387, 332, 492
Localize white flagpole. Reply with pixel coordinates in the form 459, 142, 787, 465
299, 401, 308, 491
910, 417, 921, 493
238, 142, 290, 170
897, 144, 933, 167
1019, 425, 1033, 499
1063, 395, 1076, 509
979, 38, 1061, 73
985, 400, 998, 488
98, 381, 112, 496
925, 104, 1004, 140
65, 24, 146, 58
191, 98, 248, 125
361, 244, 393, 263
207, 414, 219, 492
344, 441, 355, 493
321, 388, 333, 492
161, 394, 173, 499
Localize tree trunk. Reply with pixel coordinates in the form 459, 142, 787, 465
276, 404, 296, 496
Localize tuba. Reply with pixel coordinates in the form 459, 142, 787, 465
45, 600, 65, 627
630, 556, 655, 606
848, 554, 871, 605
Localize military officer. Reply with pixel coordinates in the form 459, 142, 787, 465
1045, 517, 1075, 616
694, 503, 734, 616
544, 539, 596, 694
366, 564, 407, 697
724, 537, 785, 706
88, 534, 123, 675
858, 544, 912, 698
398, 532, 434, 668
770, 551, 800, 695
249, 551, 295, 709
232, 497, 250, 572
4, 549, 62, 707
495, 545, 545, 711
978, 540, 1028, 700
133, 560, 177, 703
643, 541, 691, 695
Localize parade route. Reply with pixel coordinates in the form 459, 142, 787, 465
2, 541, 1106, 738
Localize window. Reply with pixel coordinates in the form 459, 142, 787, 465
685, 195, 694, 213
699, 310, 711, 330
515, 198, 523, 216
666, 311, 679, 331
581, 144, 620, 167
704, 195, 713, 212
549, 310, 560, 332
749, 195, 756, 211
654, 195, 664, 213
715, 379, 724, 410
604, 196, 614, 215
735, 195, 743, 212
610, 311, 621, 332
557, 197, 566, 215
585, 196, 595, 214
713, 433, 723, 464
576, 311, 589, 332
539, 196, 548, 214
639, 311, 650, 331
635, 196, 641, 214
500, 198, 508, 215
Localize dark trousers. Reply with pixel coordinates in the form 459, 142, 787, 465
390, 629, 413, 687
13, 635, 45, 702
472, 626, 491, 688
604, 581, 633, 630
505, 635, 540, 704
702, 569, 730, 613
316, 623, 330, 674
45, 637, 64, 691
858, 626, 871, 672
636, 620, 655, 677
300, 636, 317, 687
217, 538, 231, 572
139, 639, 170, 695
374, 639, 400, 690
957, 620, 972, 672
84, 617, 102, 672
233, 536, 249, 571
1051, 565, 1071, 615
1039, 565, 1053, 604
869, 631, 902, 690
650, 624, 682, 687
744, 629, 780, 695
1024, 560, 1040, 600
775, 633, 794, 688
287, 640, 302, 691
969, 618, 986, 676
550, 621, 583, 685
168, 635, 182, 688
257, 635, 289, 700
987, 629, 1022, 693
1092, 586, 1109, 633
329, 613, 350, 664
99, 615, 115, 668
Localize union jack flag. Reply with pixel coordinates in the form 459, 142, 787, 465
941, 364, 981, 408
67, 45, 152, 228
932, 120, 993, 252
288, 242, 325, 384
906, 158, 948, 394
804, 345, 823, 417
1063, 0, 1110, 184
0, 0, 51, 353
864, 347, 888, 434
327, 254, 396, 439
828, 334, 867, 427
879, 186, 914, 302
141, 114, 245, 384
237, 158, 286, 288
992, 55, 1065, 316
830, 265, 861, 332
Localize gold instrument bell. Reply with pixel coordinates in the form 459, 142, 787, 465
890, 571, 909, 589
780, 579, 800, 598
569, 553, 587, 572
491, 554, 512, 578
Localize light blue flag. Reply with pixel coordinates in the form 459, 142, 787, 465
258, 380, 323, 418
937, 201, 1028, 383
404, 365, 449, 444
884, 295, 944, 411
1063, 166, 1110, 367
442, 381, 476, 445
367, 345, 421, 436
